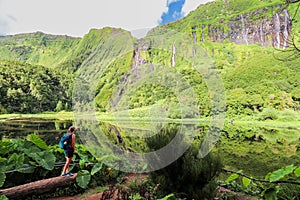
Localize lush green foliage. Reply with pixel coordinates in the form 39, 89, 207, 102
0, 134, 124, 199
1, 0, 300, 198
0, 61, 70, 113
222, 164, 300, 199
145, 124, 223, 199
0, 32, 78, 67
0, 0, 299, 117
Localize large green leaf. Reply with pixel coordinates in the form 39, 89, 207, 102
242, 177, 251, 188
265, 172, 271, 180
15, 154, 25, 169
22, 140, 55, 170
0, 140, 13, 155
0, 158, 7, 172
91, 162, 103, 175
23, 140, 42, 156
79, 160, 86, 169
28, 151, 56, 170
294, 166, 300, 177
28, 134, 49, 150
36, 151, 56, 170
226, 173, 239, 183
269, 164, 296, 182
6, 153, 24, 171
17, 164, 35, 174
5, 154, 17, 171
0, 172, 6, 187
76, 170, 91, 189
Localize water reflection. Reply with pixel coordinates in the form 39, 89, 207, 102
1, 117, 299, 177
0, 118, 73, 145
217, 124, 300, 176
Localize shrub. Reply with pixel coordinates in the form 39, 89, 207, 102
258, 107, 278, 121
146, 125, 223, 199
278, 109, 298, 122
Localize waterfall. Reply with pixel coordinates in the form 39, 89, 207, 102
172, 42, 176, 67
111, 88, 125, 108
133, 48, 140, 76
110, 73, 130, 108
259, 21, 264, 46
192, 31, 197, 44
192, 26, 197, 57
282, 9, 290, 49
192, 29, 197, 57
274, 13, 281, 48
212, 29, 216, 42
201, 24, 205, 42
217, 28, 221, 42
149, 62, 154, 73
241, 14, 249, 45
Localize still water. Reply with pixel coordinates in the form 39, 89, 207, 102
1, 117, 299, 177
0, 118, 73, 145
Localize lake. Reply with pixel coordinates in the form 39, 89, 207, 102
0, 117, 73, 145
1, 117, 299, 177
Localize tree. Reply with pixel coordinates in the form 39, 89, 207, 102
146, 125, 222, 199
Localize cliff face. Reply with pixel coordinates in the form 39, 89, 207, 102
192, 5, 292, 49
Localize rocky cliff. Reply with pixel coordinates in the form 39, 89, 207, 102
191, 4, 292, 49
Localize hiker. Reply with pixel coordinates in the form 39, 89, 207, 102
61, 125, 76, 177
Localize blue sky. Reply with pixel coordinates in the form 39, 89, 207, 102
0, 0, 214, 37
160, 0, 186, 25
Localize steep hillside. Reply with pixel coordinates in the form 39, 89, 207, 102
0, 0, 299, 116
0, 32, 79, 68
162, 0, 298, 48
0, 28, 135, 114
144, 0, 300, 116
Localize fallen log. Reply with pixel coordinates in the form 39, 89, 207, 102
0, 174, 77, 199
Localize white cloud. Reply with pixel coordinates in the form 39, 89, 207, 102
0, 0, 214, 37
0, 0, 168, 37
182, 0, 214, 16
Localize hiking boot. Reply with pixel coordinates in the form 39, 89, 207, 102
67, 172, 74, 176
61, 173, 70, 177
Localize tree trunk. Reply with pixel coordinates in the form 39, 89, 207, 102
0, 174, 77, 199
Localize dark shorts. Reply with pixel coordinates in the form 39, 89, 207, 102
64, 148, 74, 158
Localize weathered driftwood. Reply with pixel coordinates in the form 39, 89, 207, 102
0, 174, 77, 199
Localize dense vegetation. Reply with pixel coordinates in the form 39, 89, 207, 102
1, 122, 300, 199
0, 61, 70, 113
1, 0, 300, 199
0, 0, 299, 118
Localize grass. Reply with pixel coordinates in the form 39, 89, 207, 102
0, 111, 74, 121
1, 109, 299, 129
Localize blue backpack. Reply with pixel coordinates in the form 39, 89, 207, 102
59, 133, 72, 150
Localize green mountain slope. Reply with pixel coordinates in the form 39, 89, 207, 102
0, 0, 299, 117
0, 32, 79, 68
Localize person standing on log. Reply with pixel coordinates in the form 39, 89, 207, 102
61, 125, 76, 177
